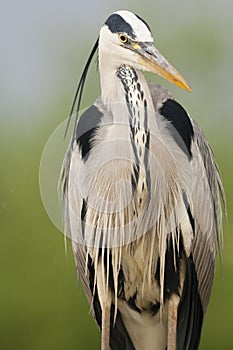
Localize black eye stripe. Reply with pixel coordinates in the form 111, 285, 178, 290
105, 14, 136, 39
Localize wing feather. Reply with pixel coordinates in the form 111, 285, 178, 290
189, 119, 225, 311
148, 82, 224, 311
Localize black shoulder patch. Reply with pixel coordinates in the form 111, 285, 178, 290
105, 14, 136, 39
159, 99, 194, 159
87, 255, 102, 327
76, 105, 103, 161
177, 254, 203, 350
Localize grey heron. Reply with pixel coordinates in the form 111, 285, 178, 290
61, 10, 225, 350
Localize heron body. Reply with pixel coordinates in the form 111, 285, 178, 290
61, 10, 224, 350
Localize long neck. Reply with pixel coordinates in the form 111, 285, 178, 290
99, 63, 155, 162
116, 65, 151, 127
115, 65, 154, 171
99, 63, 125, 106
99, 57, 153, 108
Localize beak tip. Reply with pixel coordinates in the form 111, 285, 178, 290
178, 79, 192, 93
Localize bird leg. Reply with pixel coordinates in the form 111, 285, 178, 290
167, 294, 179, 350
101, 303, 111, 350
96, 263, 111, 350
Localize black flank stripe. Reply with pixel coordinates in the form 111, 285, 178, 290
117, 267, 125, 298
164, 234, 182, 299
155, 234, 183, 300
183, 191, 195, 233
88, 255, 135, 350
177, 255, 203, 350
81, 199, 87, 238
87, 255, 102, 328
81, 199, 87, 221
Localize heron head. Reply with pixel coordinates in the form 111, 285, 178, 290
99, 10, 191, 91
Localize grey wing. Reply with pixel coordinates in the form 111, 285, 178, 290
148, 82, 224, 305
148, 82, 225, 346
189, 118, 225, 311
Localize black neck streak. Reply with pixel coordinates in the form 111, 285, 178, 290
116, 65, 148, 129
116, 65, 151, 189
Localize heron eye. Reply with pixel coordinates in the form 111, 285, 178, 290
118, 33, 128, 44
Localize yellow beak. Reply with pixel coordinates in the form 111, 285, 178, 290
133, 42, 191, 92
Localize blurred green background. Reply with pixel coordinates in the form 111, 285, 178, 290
1, 1, 233, 349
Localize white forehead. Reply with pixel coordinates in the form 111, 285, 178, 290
114, 10, 153, 42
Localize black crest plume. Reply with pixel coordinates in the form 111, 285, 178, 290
64, 38, 99, 139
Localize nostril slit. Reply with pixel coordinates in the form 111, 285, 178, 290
145, 50, 156, 58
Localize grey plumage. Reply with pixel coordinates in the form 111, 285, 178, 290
60, 10, 224, 350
